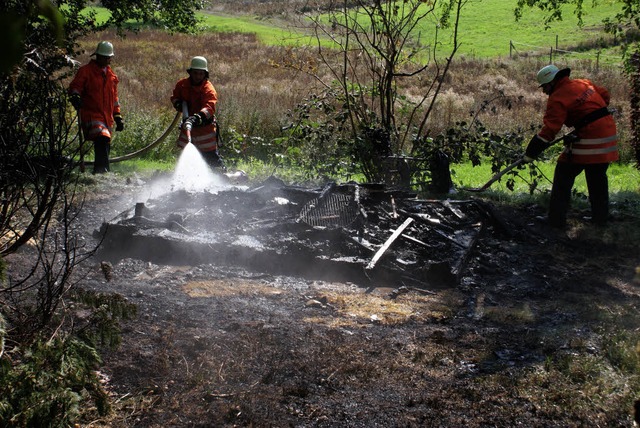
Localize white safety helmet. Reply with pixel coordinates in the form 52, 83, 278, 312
188, 56, 209, 72
536, 64, 559, 86
92, 41, 114, 57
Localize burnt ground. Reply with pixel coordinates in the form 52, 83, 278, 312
21, 172, 640, 427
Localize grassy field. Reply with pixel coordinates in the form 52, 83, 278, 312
452, 159, 640, 194
89, 0, 625, 62
439, 0, 623, 60
210, 0, 625, 62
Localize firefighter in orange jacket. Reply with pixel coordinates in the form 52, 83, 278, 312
69, 41, 123, 174
170, 56, 224, 169
524, 65, 618, 228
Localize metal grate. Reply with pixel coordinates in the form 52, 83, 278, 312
299, 192, 358, 228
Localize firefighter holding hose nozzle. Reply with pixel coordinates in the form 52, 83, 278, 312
171, 56, 225, 170
524, 64, 618, 229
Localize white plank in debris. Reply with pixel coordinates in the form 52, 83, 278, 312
366, 217, 414, 270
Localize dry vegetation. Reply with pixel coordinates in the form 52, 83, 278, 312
75, 31, 314, 141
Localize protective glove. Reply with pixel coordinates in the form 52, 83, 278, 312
186, 113, 204, 127
562, 132, 579, 146
173, 99, 183, 112
182, 116, 194, 130
524, 135, 549, 162
70, 93, 82, 110
114, 114, 124, 132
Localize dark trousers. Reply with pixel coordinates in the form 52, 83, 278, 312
202, 149, 226, 171
548, 162, 610, 227
93, 136, 111, 174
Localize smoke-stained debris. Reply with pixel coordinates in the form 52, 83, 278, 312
96, 177, 507, 289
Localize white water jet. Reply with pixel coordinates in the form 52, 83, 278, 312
132, 143, 233, 205
171, 143, 229, 193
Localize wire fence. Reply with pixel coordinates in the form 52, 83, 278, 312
509, 37, 624, 69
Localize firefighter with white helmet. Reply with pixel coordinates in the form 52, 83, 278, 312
170, 56, 224, 169
68, 41, 123, 173
93, 41, 115, 57
524, 64, 618, 228
536, 64, 559, 86
188, 56, 208, 73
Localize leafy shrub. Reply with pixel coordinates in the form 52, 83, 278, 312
0, 336, 104, 426
0, 290, 137, 426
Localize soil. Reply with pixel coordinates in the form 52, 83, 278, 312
37, 174, 640, 426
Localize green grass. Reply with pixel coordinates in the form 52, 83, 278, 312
452, 160, 640, 196
81, 6, 110, 23
320, 0, 624, 62
86, 0, 624, 62
111, 159, 176, 174
437, 0, 624, 61
84, 6, 318, 46
107, 155, 640, 202
198, 12, 318, 46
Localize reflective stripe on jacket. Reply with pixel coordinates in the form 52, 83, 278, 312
538, 76, 618, 164
171, 78, 218, 152
69, 60, 120, 141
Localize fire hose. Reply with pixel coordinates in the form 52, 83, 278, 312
465, 131, 573, 193
77, 104, 241, 179
79, 111, 182, 167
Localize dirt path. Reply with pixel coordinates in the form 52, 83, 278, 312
75, 174, 640, 427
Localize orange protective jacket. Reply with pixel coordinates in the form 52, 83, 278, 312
171, 78, 218, 152
538, 76, 618, 164
68, 60, 121, 142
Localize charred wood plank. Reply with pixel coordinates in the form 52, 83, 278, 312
397, 209, 442, 225
450, 222, 485, 282
400, 233, 430, 248
428, 227, 467, 249
366, 217, 414, 270
440, 200, 465, 219
349, 235, 377, 253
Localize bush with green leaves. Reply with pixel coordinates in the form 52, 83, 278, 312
0, 290, 137, 426
0, 336, 105, 426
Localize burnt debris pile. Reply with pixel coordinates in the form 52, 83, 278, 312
97, 177, 504, 288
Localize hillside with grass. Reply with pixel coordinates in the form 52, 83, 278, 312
91, 0, 625, 60
209, 0, 623, 59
